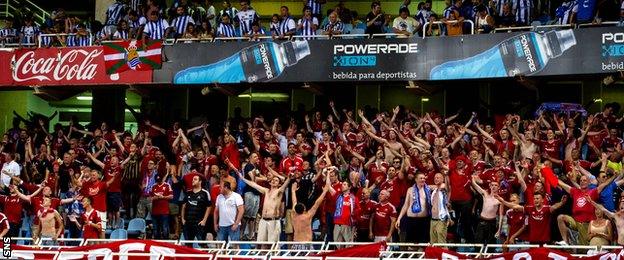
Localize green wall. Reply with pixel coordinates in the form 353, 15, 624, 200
0, 91, 56, 134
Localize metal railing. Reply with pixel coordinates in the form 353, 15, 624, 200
422, 20, 475, 38
493, 24, 573, 33
10, 238, 623, 259
0, 0, 50, 25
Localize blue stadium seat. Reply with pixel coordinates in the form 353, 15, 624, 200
355, 22, 367, 30
110, 229, 128, 239
126, 218, 146, 238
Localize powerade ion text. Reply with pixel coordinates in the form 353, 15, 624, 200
333, 43, 418, 67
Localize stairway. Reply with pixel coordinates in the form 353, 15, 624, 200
0, 0, 50, 25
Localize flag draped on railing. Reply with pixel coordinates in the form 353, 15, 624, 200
103, 40, 162, 74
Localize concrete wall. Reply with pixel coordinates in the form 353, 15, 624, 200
0, 91, 56, 134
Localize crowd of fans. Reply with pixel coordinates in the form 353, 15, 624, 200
0, 0, 622, 47
2, 100, 624, 249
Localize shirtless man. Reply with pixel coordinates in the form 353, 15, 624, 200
36, 197, 64, 245
471, 175, 503, 244
291, 181, 328, 247
396, 173, 431, 243
587, 195, 624, 246
236, 164, 290, 244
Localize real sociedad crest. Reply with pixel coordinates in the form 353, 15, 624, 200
125, 40, 141, 70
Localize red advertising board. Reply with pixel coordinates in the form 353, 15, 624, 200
0, 46, 152, 86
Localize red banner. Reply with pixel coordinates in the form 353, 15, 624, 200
11, 239, 212, 259
424, 246, 624, 260
1, 46, 152, 86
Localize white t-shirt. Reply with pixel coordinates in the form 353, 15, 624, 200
1, 160, 20, 186
216, 192, 244, 227
392, 16, 419, 35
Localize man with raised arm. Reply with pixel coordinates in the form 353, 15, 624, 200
291, 181, 328, 246
229, 158, 290, 244
496, 193, 567, 245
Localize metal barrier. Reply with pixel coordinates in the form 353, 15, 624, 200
493, 24, 572, 33
292, 34, 331, 40
330, 34, 369, 39
422, 20, 475, 38
578, 21, 620, 28
371, 33, 402, 38
274, 241, 326, 256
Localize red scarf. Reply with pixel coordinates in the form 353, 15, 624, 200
37, 208, 55, 220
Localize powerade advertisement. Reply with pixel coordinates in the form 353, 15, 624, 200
155, 26, 624, 84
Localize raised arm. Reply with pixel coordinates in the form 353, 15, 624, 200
87, 153, 106, 169
550, 195, 568, 212
234, 167, 268, 194
586, 194, 616, 219
308, 182, 329, 216
493, 194, 523, 211
557, 179, 572, 193
471, 175, 487, 196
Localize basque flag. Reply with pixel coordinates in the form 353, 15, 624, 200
103, 40, 162, 74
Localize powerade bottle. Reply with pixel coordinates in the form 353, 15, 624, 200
174, 40, 311, 84
429, 29, 576, 80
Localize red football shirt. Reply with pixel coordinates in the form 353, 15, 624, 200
0, 213, 9, 231
151, 182, 172, 215
380, 177, 408, 209
279, 156, 304, 176
85, 181, 107, 212
367, 162, 388, 185
372, 202, 397, 236
103, 164, 122, 193
81, 209, 102, 239
31, 196, 61, 215
506, 209, 527, 241
570, 188, 598, 223
0, 195, 25, 224
333, 193, 359, 226
524, 205, 551, 243
356, 199, 377, 230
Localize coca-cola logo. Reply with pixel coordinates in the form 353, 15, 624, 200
12, 49, 102, 82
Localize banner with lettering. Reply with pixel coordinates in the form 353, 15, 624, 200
5, 46, 152, 86
10, 239, 213, 259
156, 26, 624, 84
424, 246, 624, 259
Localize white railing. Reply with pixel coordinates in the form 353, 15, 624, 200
493, 24, 573, 33
422, 20, 475, 38
578, 21, 620, 28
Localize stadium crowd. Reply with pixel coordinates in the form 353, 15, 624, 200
1, 100, 624, 248
1, 0, 623, 46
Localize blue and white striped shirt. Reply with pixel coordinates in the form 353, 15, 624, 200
143, 19, 170, 40
39, 35, 53, 47
0, 28, 17, 43
323, 21, 343, 33
556, 0, 577, 25
278, 16, 296, 36
105, 2, 127, 26
494, 0, 512, 16
513, 0, 532, 25
20, 25, 39, 45
217, 23, 235, 37
443, 6, 458, 19
416, 9, 432, 26
235, 9, 259, 36
67, 35, 90, 47
219, 7, 238, 22
298, 17, 318, 38
171, 15, 195, 35
131, 16, 147, 30
113, 30, 129, 40
129, 0, 141, 12
305, 0, 323, 15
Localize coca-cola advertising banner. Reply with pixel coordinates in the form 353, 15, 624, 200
0, 47, 152, 86
155, 26, 624, 84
